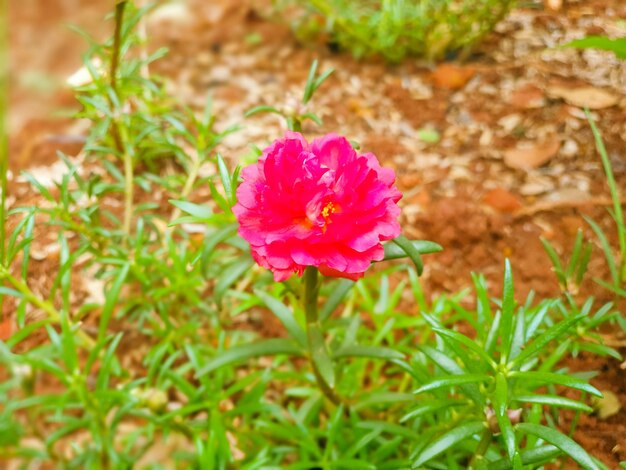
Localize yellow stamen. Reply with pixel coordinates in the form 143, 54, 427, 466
321, 202, 338, 233
321, 202, 336, 220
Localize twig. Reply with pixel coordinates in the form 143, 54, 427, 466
513, 196, 626, 219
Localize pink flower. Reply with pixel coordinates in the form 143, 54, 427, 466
233, 132, 402, 281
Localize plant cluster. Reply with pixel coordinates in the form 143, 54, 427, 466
0, 2, 624, 469
541, 36, 626, 333
271, 0, 517, 61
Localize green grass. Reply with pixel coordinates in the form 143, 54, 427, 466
275, 0, 517, 61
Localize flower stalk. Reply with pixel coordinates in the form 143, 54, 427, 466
303, 266, 343, 407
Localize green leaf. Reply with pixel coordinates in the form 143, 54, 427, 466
516, 423, 599, 470
576, 242, 593, 285
215, 256, 254, 304
417, 127, 440, 143
302, 59, 333, 105
329, 459, 375, 469
566, 229, 585, 278
593, 277, 626, 297
358, 420, 421, 440
333, 345, 404, 361
208, 180, 231, 214
352, 392, 414, 411
301, 112, 323, 126
577, 342, 622, 361
510, 313, 585, 368
417, 345, 484, 405
57, 238, 77, 372
585, 216, 618, 286
255, 289, 307, 348
412, 421, 485, 468
432, 327, 497, 370
95, 333, 123, 391
540, 237, 566, 286
216, 154, 235, 207
485, 310, 501, 356
525, 301, 553, 340
414, 374, 491, 395
245, 105, 281, 117
500, 259, 515, 363
509, 371, 602, 397
384, 239, 442, 264
196, 339, 303, 376
0, 286, 22, 298
20, 172, 54, 200
169, 199, 213, 220
302, 59, 320, 104
488, 445, 561, 470
513, 394, 593, 413
562, 36, 626, 60
400, 399, 467, 423
308, 322, 335, 388
509, 306, 526, 362
97, 263, 130, 344
313, 69, 333, 97
319, 279, 355, 322
391, 236, 424, 274
494, 373, 519, 466
200, 223, 239, 270
587, 111, 626, 268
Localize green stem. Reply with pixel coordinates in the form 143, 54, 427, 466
109, 1, 134, 238
122, 145, 134, 236
303, 266, 343, 407
0, 266, 95, 349
470, 428, 493, 468
110, 1, 126, 96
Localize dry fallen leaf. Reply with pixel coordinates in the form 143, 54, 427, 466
503, 137, 561, 170
592, 390, 622, 420
483, 188, 523, 213
347, 98, 374, 119
547, 85, 619, 109
509, 83, 545, 109
430, 63, 475, 90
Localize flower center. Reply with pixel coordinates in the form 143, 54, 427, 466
321, 202, 336, 220
320, 201, 338, 232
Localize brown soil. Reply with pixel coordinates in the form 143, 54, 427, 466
6, 0, 626, 467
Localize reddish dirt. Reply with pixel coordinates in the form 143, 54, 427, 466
6, 0, 626, 467
558, 353, 626, 468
